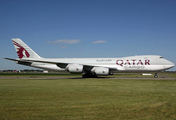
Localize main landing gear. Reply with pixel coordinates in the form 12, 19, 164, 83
154, 73, 158, 78
82, 73, 97, 78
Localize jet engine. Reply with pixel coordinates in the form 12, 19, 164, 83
94, 67, 109, 76
67, 64, 83, 73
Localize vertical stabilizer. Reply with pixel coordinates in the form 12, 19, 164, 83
12, 38, 41, 59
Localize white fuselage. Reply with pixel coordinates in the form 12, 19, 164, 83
24, 55, 174, 73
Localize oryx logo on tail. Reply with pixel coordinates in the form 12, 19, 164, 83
12, 40, 30, 58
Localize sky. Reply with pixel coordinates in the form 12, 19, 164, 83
0, 0, 176, 71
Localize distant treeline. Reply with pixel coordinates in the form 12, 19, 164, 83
1, 69, 46, 73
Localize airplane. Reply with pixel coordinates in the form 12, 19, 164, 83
4, 38, 175, 78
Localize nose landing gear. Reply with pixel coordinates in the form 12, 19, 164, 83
154, 73, 158, 78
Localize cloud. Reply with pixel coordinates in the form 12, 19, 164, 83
92, 40, 106, 44
48, 39, 81, 44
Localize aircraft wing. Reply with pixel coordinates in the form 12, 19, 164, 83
4, 58, 67, 64
4, 58, 118, 70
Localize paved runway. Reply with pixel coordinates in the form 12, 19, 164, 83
0, 76, 176, 80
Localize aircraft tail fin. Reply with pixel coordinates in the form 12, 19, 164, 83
12, 38, 41, 59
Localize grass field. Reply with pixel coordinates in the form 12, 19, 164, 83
0, 73, 176, 119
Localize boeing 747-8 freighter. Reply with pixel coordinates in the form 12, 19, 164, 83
5, 38, 174, 78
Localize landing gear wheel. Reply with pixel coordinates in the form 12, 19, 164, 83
82, 73, 97, 78
82, 73, 89, 78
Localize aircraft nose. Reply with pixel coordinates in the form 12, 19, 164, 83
170, 61, 175, 67
164, 61, 175, 70
171, 62, 175, 68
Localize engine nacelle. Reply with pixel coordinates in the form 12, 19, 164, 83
94, 67, 109, 76
67, 64, 83, 73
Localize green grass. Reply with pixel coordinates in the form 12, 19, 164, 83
0, 75, 176, 119
0, 72, 81, 77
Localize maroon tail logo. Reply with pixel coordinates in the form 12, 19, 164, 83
12, 40, 30, 58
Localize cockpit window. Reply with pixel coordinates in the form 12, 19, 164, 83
160, 57, 164, 58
